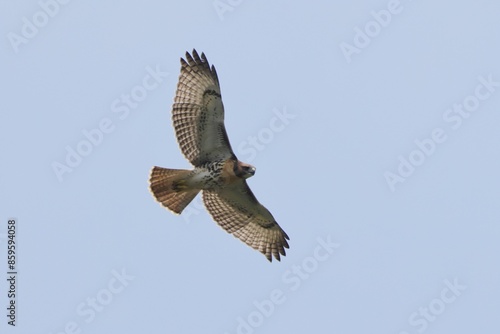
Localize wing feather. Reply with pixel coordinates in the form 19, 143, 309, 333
172, 49, 235, 166
202, 181, 290, 262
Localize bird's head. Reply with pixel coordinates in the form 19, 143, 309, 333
235, 161, 256, 179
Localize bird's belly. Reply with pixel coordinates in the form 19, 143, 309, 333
187, 163, 225, 190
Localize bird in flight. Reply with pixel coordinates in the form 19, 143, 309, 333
149, 50, 289, 262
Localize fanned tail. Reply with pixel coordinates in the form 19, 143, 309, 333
149, 166, 199, 214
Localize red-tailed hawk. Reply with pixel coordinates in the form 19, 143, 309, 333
149, 50, 289, 262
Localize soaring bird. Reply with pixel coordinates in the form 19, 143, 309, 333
149, 50, 289, 262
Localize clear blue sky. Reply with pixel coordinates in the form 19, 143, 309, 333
1, 1, 499, 333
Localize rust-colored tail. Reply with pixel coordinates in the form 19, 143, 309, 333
149, 166, 199, 214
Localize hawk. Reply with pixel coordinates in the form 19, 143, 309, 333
149, 50, 290, 262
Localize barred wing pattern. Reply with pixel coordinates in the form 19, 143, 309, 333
172, 50, 235, 166
202, 181, 290, 262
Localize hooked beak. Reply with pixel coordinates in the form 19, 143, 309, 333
236, 162, 256, 179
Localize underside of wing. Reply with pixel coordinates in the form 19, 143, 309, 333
202, 180, 290, 262
172, 49, 235, 166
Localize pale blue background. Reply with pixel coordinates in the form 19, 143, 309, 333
1, 1, 499, 333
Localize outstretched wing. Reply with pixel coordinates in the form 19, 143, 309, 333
172, 49, 236, 166
202, 181, 290, 262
